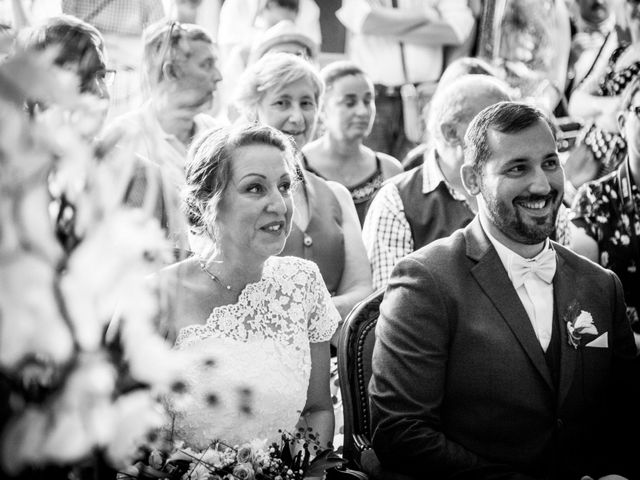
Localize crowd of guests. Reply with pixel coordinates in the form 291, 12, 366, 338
1, 0, 640, 479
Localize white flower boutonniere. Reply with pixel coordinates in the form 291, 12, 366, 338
565, 302, 598, 349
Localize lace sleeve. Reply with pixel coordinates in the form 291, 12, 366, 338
301, 260, 340, 343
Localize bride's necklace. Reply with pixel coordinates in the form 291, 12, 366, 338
199, 260, 233, 291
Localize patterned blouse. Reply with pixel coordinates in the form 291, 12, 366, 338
303, 154, 385, 226
570, 160, 640, 319
584, 44, 640, 176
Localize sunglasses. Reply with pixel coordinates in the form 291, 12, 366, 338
156, 21, 186, 83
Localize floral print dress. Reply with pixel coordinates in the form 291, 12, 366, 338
571, 160, 640, 321
583, 44, 640, 176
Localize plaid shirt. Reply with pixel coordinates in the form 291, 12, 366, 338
363, 149, 468, 289
362, 149, 571, 289
62, 0, 164, 36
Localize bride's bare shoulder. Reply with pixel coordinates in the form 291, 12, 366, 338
154, 257, 200, 290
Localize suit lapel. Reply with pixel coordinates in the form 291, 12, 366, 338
465, 219, 555, 391
553, 251, 577, 408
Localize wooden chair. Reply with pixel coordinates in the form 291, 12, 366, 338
337, 287, 385, 470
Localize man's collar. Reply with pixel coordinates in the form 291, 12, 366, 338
421, 149, 467, 201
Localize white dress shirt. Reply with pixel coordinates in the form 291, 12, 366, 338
336, 0, 475, 86
481, 217, 557, 351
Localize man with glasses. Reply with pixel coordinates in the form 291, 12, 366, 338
62, 0, 165, 118
19, 14, 113, 106
102, 20, 222, 253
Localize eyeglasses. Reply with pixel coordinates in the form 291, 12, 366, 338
96, 69, 116, 86
80, 67, 116, 91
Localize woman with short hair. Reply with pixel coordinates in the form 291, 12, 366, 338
302, 60, 402, 225
235, 52, 373, 326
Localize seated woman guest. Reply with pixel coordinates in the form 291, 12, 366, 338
158, 123, 338, 448
234, 52, 372, 324
302, 61, 402, 225
571, 75, 640, 333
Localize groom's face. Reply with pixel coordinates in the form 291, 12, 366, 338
477, 119, 564, 246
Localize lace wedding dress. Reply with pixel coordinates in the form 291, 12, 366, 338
166, 256, 339, 449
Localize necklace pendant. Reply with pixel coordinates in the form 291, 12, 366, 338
199, 260, 233, 292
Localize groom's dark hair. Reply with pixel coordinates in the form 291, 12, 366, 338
464, 101, 556, 174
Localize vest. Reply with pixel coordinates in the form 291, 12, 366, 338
280, 172, 345, 295
393, 165, 475, 250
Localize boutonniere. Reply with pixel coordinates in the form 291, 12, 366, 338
564, 301, 598, 349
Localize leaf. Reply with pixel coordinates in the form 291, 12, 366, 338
280, 437, 293, 467
305, 449, 347, 477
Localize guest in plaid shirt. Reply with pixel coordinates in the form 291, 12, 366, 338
362, 75, 513, 289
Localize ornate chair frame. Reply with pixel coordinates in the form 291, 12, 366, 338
337, 287, 385, 469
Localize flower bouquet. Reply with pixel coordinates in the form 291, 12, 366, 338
124, 428, 346, 480
0, 49, 196, 479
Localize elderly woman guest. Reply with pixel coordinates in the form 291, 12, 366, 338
234, 52, 373, 325
159, 123, 338, 450
302, 61, 402, 225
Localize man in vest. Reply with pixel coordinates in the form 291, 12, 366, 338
362, 74, 512, 288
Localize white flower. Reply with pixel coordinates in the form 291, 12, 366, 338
0, 252, 74, 371
104, 391, 168, 468
61, 209, 170, 351
186, 462, 211, 480
574, 311, 597, 333
567, 310, 598, 348
114, 284, 189, 390
40, 408, 93, 464
0, 178, 64, 266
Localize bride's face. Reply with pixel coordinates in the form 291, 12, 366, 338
214, 143, 294, 262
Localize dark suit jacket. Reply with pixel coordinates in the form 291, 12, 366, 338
369, 217, 637, 480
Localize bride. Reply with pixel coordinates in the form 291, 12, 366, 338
156, 123, 339, 450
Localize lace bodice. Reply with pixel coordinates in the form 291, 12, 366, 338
167, 256, 339, 448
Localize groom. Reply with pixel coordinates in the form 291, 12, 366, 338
368, 102, 638, 480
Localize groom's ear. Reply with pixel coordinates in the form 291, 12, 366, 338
461, 164, 481, 196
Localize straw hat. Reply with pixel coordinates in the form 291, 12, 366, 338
248, 20, 318, 64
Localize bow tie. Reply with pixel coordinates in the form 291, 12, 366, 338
510, 248, 557, 288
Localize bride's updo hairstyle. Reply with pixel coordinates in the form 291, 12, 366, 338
183, 123, 299, 240
234, 51, 324, 123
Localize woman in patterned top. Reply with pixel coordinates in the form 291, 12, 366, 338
570, 75, 640, 329
302, 61, 402, 225
568, 0, 640, 181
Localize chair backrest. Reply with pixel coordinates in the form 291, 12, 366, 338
337, 287, 385, 468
